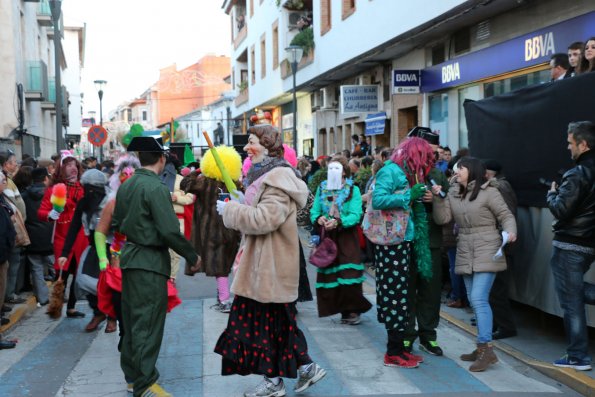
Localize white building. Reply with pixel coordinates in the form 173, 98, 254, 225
62, 24, 86, 147
0, 0, 69, 158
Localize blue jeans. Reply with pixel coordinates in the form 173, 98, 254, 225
550, 246, 595, 361
463, 272, 496, 343
448, 248, 467, 301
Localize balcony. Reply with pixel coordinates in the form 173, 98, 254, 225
37, 0, 52, 27
25, 61, 48, 101
41, 78, 56, 111
235, 86, 249, 107
234, 25, 247, 50
280, 49, 315, 79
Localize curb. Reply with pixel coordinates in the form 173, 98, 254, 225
0, 295, 38, 334
440, 311, 595, 397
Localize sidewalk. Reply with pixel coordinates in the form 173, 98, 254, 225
0, 292, 38, 335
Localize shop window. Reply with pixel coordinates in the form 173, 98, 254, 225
484, 69, 550, 98
429, 93, 448, 145
458, 86, 481, 149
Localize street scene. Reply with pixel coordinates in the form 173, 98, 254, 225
1, 0, 595, 397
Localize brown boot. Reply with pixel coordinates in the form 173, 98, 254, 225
85, 314, 106, 332
460, 348, 478, 362
104, 318, 117, 333
469, 343, 498, 372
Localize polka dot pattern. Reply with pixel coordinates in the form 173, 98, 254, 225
374, 242, 411, 330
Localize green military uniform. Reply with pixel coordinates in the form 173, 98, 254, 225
113, 168, 198, 397
404, 167, 449, 345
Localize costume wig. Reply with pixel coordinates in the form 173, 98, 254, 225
200, 145, 242, 182
52, 157, 82, 185
108, 154, 141, 193
391, 137, 435, 186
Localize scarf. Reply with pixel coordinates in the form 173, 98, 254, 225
245, 156, 297, 186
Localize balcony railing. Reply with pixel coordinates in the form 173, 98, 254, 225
235, 87, 249, 107
280, 49, 315, 79
37, 0, 52, 26
25, 61, 48, 101
47, 78, 55, 102
234, 25, 248, 50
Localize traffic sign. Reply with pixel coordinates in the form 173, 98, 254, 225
88, 125, 108, 146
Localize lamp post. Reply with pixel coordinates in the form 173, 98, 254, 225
94, 80, 107, 161
285, 45, 303, 152
49, 0, 64, 153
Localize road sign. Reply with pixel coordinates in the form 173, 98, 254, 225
88, 125, 108, 146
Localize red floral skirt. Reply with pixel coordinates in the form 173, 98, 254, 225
214, 296, 312, 378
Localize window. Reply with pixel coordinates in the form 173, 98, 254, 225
453, 28, 470, 55
260, 34, 266, 78
458, 86, 481, 148
342, 0, 356, 20
142, 110, 147, 121
272, 21, 279, 70
431, 43, 445, 65
429, 93, 448, 145
250, 45, 255, 84
320, 0, 331, 35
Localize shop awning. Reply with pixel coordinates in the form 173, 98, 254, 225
365, 112, 387, 136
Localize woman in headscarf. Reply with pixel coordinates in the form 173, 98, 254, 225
215, 122, 326, 397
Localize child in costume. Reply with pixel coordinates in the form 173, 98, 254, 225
180, 145, 242, 312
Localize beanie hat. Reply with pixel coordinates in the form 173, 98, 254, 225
81, 169, 107, 187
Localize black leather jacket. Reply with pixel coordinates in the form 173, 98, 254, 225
547, 150, 595, 247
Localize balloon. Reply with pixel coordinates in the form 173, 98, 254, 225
130, 124, 144, 137
122, 133, 133, 146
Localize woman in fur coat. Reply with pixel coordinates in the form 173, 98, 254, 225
180, 146, 242, 312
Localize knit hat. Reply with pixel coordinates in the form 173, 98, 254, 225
81, 169, 107, 187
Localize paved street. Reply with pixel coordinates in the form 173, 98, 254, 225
0, 267, 582, 397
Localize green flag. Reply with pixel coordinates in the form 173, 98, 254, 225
184, 144, 194, 166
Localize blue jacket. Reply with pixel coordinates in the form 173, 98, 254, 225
371, 160, 414, 241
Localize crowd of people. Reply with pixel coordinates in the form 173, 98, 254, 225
0, 114, 593, 396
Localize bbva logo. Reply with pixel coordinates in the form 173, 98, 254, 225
525, 32, 555, 61
441, 62, 461, 84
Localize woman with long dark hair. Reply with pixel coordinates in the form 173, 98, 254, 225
431, 157, 516, 372
584, 37, 595, 73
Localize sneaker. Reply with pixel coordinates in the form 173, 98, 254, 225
294, 363, 326, 393
127, 383, 133, 393
403, 340, 413, 353
384, 353, 419, 368
219, 300, 232, 313
553, 355, 592, 371
402, 351, 424, 363
244, 377, 286, 397
140, 383, 172, 397
341, 313, 361, 325
420, 340, 443, 356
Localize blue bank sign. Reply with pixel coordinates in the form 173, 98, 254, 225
422, 11, 595, 92
340, 85, 379, 113
393, 70, 421, 94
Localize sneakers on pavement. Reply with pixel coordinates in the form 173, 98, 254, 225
420, 340, 443, 356
127, 383, 133, 393
210, 300, 232, 313
244, 377, 286, 397
402, 350, 424, 363
553, 355, 592, 371
140, 383, 172, 397
384, 353, 419, 368
294, 363, 326, 393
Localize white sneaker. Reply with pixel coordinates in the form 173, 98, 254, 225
244, 377, 286, 397
294, 363, 326, 393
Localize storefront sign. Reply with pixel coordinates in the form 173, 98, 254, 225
393, 70, 420, 94
422, 11, 595, 92
364, 112, 387, 136
340, 85, 379, 113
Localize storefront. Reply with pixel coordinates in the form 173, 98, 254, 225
421, 11, 595, 150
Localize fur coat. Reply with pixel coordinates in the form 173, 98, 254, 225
181, 173, 241, 277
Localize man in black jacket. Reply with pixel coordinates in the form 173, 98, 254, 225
22, 168, 52, 305
0, 171, 16, 349
548, 121, 595, 371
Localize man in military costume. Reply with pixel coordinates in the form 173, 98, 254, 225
113, 137, 201, 397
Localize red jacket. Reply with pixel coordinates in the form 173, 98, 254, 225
38, 182, 88, 272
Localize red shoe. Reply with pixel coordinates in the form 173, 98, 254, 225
384, 353, 419, 368
402, 351, 424, 363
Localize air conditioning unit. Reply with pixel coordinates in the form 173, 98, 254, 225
356, 73, 372, 85
288, 11, 308, 30
321, 87, 336, 109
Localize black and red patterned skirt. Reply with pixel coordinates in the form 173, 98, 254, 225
214, 295, 312, 378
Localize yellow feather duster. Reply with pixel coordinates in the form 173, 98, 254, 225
200, 145, 242, 182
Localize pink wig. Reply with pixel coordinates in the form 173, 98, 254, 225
241, 144, 298, 177
391, 137, 435, 186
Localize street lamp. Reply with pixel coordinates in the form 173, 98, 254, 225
49, 0, 64, 153
285, 45, 303, 152
94, 80, 107, 161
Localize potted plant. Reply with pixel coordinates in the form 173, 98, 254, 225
278, 0, 305, 10
237, 81, 248, 93
290, 26, 314, 56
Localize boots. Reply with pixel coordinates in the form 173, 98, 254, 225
460, 348, 478, 362
469, 343, 498, 372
